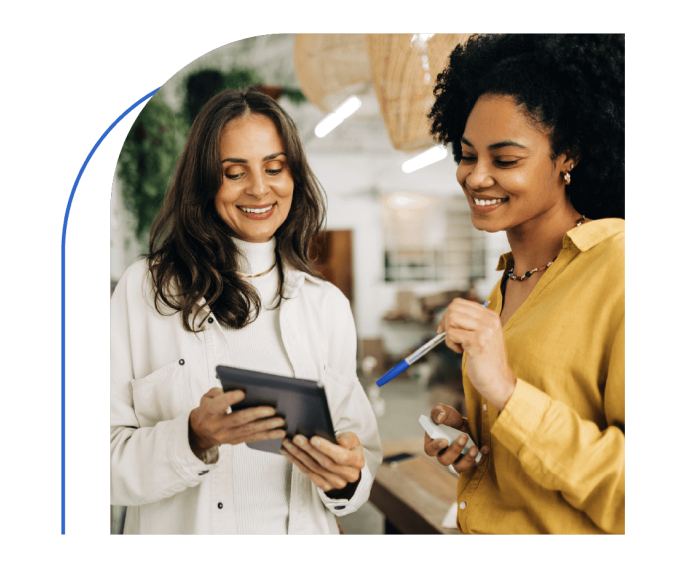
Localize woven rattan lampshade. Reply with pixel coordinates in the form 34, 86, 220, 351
293, 34, 378, 118
366, 34, 473, 152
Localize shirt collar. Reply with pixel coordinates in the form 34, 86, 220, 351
496, 218, 625, 271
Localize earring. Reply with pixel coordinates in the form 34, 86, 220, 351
564, 172, 571, 184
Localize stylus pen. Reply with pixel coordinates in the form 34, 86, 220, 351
376, 301, 491, 387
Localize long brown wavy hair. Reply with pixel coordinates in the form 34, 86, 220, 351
147, 87, 327, 331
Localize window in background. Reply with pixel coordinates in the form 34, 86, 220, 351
383, 193, 484, 286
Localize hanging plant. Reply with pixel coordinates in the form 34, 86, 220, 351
117, 94, 185, 243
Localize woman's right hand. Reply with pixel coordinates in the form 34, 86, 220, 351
423, 403, 490, 473
188, 387, 286, 457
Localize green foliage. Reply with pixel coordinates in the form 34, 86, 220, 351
281, 86, 307, 105
117, 94, 185, 243
117, 66, 307, 248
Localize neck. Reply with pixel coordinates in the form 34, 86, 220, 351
506, 200, 582, 273
231, 237, 276, 276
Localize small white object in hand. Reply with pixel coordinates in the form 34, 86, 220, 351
419, 414, 482, 463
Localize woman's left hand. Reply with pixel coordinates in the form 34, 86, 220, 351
280, 431, 364, 493
438, 298, 516, 410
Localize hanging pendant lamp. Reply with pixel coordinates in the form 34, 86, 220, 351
293, 34, 378, 118
366, 34, 473, 152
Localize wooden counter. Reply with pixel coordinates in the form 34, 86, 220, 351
369, 437, 462, 534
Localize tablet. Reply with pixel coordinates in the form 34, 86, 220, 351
216, 365, 337, 455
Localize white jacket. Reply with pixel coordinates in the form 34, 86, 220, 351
110, 259, 382, 534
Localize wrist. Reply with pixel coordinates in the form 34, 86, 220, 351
188, 410, 212, 457
324, 471, 362, 500
493, 370, 517, 411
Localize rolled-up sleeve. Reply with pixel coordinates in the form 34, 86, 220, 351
491, 315, 625, 534
110, 265, 219, 507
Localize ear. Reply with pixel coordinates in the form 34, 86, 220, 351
562, 147, 580, 171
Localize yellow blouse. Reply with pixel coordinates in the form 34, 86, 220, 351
456, 218, 625, 534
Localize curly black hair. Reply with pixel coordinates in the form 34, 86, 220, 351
429, 34, 624, 220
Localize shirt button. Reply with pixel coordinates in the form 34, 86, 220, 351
179, 359, 185, 366
483, 403, 487, 412
459, 501, 467, 510
208, 317, 214, 324
217, 502, 223, 509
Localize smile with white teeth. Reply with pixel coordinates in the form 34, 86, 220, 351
473, 197, 508, 206
238, 204, 275, 214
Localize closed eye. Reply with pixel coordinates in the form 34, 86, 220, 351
460, 156, 520, 167
225, 169, 282, 180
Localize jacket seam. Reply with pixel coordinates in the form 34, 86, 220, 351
111, 391, 133, 405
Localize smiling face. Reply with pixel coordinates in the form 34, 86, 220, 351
214, 113, 294, 243
456, 95, 573, 233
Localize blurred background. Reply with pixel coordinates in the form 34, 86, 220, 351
110, 33, 510, 534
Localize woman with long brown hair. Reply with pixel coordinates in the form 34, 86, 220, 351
110, 88, 381, 534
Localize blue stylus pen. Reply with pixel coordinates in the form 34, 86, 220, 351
376, 301, 491, 387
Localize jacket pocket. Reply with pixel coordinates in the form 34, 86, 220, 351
322, 365, 356, 426
131, 360, 193, 427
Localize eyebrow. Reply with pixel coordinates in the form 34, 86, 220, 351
461, 137, 527, 151
221, 152, 286, 164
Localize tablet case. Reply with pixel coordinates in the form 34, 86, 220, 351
216, 365, 337, 455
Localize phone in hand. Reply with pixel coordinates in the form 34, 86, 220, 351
419, 414, 482, 463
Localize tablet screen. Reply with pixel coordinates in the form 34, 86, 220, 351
216, 365, 337, 454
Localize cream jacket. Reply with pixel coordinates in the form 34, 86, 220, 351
110, 259, 382, 534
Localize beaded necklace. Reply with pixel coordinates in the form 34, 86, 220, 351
506, 216, 586, 281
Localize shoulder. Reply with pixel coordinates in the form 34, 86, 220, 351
305, 274, 351, 313
118, 258, 149, 285
583, 219, 624, 266
568, 218, 624, 266
288, 268, 351, 308
111, 258, 154, 308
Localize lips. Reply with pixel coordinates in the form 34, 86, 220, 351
237, 203, 275, 214
471, 199, 509, 212
471, 195, 509, 202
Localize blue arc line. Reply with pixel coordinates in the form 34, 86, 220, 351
61, 87, 160, 535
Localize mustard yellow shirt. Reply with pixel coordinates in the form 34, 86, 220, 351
456, 218, 625, 534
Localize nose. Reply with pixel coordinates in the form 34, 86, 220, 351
245, 171, 268, 199
462, 159, 494, 190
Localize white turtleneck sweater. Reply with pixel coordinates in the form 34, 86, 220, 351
223, 237, 294, 535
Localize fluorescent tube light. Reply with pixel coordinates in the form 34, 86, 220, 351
314, 96, 362, 138
401, 146, 448, 173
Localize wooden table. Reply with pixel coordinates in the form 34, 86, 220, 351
369, 437, 462, 534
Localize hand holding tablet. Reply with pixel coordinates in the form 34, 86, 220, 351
188, 388, 286, 459
216, 365, 364, 495
216, 365, 337, 455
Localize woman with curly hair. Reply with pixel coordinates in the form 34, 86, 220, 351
423, 34, 624, 534
110, 88, 381, 534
